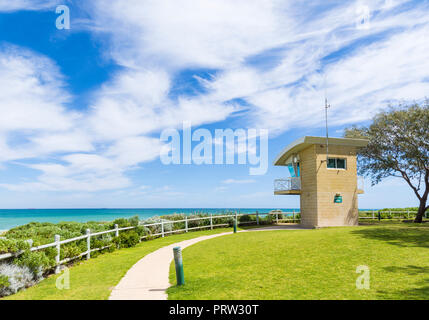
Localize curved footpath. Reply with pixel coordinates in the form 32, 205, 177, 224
109, 225, 303, 300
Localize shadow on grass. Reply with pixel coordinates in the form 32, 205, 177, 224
351, 225, 429, 249
378, 265, 429, 300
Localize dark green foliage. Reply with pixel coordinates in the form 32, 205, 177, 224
111, 218, 129, 228
4, 221, 111, 246
1, 216, 144, 276
14, 251, 53, 277
345, 102, 429, 222
239, 214, 253, 223
61, 244, 83, 260
0, 275, 9, 288
113, 231, 140, 248
0, 239, 30, 254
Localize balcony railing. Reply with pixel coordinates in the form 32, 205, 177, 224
274, 177, 301, 192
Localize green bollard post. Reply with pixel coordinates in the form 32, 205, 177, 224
233, 220, 237, 233
378, 211, 381, 221
173, 247, 185, 286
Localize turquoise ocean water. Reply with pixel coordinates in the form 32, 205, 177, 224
0, 208, 299, 230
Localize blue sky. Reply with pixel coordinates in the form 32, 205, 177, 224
0, 0, 428, 209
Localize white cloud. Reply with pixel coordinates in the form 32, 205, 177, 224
87, 69, 236, 141
2, 0, 429, 198
222, 179, 256, 185
106, 136, 163, 167
0, 45, 84, 163
0, 0, 59, 12
193, 1, 429, 134
0, 46, 75, 133
87, 0, 290, 70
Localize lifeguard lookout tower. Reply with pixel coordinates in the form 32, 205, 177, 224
274, 136, 369, 228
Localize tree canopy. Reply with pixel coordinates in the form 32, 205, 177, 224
345, 102, 429, 222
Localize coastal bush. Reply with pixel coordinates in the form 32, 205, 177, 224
113, 231, 140, 248
4, 222, 111, 246
359, 209, 427, 220
128, 216, 140, 227
91, 234, 114, 253
141, 216, 174, 235
111, 216, 140, 228
14, 251, 53, 279
61, 243, 83, 260
0, 239, 30, 254
239, 214, 253, 223
111, 218, 129, 228
0, 264, 36, 297
134, 226, 147, 237
0, 274, 9, 289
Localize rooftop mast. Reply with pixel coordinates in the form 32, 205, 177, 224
325, 97, 330, 163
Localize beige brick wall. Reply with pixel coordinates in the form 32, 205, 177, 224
298, 144, 360, 228
298, 145, 318, 228
315, 144, 359, 227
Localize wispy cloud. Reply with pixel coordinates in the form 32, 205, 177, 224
1, 0, 429, 197
0, 0, 59, 12
222, 179, 256, 185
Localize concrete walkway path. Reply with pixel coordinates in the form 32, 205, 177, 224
109, 226, 303, 300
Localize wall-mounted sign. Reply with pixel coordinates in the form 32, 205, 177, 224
334, 195, 343, 203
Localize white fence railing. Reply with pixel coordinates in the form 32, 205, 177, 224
358, 210, 427, 220
0, 211, 300, 271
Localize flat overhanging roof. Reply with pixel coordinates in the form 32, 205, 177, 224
273, 136, 369, 166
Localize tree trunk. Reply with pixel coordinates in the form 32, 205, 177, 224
414, 198, 427, 223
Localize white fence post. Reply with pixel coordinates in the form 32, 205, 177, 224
372, 210, 375, 220
210, 214, 213, 230
407, 210, 409, 219
256, 211, 259, 225
235, 211, 238, 227
161, 221, 165, 238
115, 224, 119, 237
86, 229, 91, 260
185, 216, 188, 233
276, 213, 279, 224
55, 235, 61, 274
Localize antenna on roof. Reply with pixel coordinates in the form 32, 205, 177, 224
325, 97, 330, 163
323, 74, 330, 164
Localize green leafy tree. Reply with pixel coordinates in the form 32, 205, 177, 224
345, 102, 429, 223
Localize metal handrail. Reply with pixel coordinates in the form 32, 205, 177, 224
274, 177, 301, 192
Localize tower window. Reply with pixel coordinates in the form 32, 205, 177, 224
327, 158, 347, 169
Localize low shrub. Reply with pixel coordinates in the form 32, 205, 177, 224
0, 264, 36, 297
113, 231, 140, 249
61, 244, 83, 260
0, 274, 9, 289
14, 251, 53, 279
111, 218, 129, 228
239, 214, 253, 223
0, 239, 30, 254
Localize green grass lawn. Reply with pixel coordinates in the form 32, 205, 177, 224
2, 228, 234, 300
167, 222, 429, 300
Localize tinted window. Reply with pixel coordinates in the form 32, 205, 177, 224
337, 159, 346, 169
327, 158, 336, 169
328, 158, 347, 169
